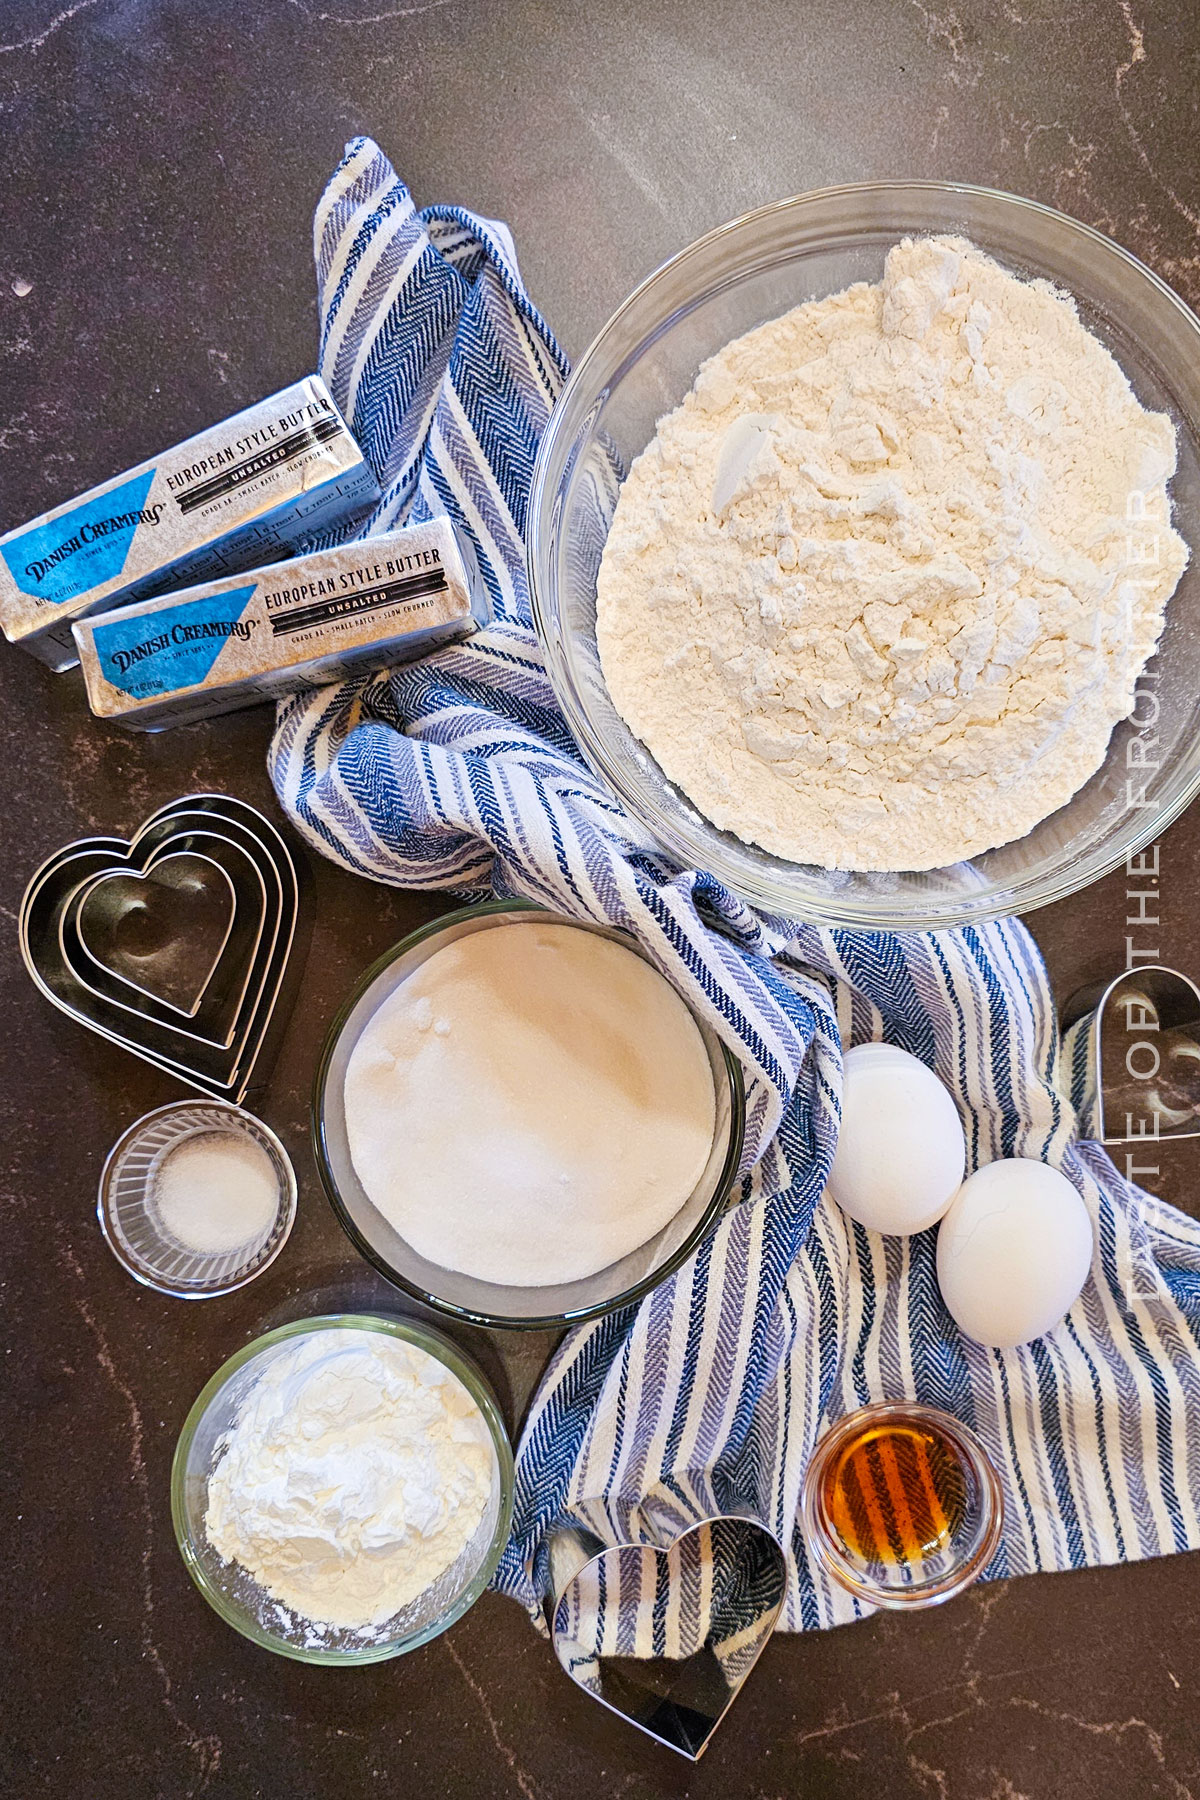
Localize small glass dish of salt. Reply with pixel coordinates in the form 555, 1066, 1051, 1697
98, 1100, 297, 1298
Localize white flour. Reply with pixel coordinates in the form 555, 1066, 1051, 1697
205, 1328, 494, 1633
596, 236, 1189, 871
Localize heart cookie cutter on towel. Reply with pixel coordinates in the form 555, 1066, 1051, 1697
1062, 964, 1200, 1143
19, 794, 307, 1103
545, 1509, 787, 1761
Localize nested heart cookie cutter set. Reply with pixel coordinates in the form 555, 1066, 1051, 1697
20, 792, 306, 1102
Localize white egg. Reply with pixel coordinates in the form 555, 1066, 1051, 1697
936, 1159, 1094, 1350
827, 1042, 966, 1235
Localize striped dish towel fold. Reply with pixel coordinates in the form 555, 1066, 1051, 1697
270, 138, 1200, 1636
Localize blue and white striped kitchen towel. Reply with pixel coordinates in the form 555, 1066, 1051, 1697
270, 138, 1200, 1635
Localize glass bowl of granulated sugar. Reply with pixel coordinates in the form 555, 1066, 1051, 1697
527, 183, 1200, 930
312, 902, 745, 1330
172, 1314, 514, 1662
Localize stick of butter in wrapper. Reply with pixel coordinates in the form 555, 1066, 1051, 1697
0, 376, 379, 670
72, 519, 489, 731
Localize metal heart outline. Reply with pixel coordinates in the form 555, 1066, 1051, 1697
73, 853, 238, 1022
547, 1510, 787, 1762
24, 814, 288, 1094
19, 794, 304, 1103
1073, 964, 1200, 1144
60, 832, 270, 1046
31, 829, 272, 1070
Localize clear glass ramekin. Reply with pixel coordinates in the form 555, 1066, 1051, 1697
97, 1099, 296, 1299
171, 1313, 514, 1663
527, 182, 1200, 929
800, 1401, 1004, 1609
312, 901, 745, 1330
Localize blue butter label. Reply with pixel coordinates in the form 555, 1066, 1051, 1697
1, 467, 161, 604
91, 584, 259, 697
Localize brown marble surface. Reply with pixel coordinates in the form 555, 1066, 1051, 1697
3, 2, 1200, 1796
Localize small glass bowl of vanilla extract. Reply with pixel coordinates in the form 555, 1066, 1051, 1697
801, 1402, 1004, 1609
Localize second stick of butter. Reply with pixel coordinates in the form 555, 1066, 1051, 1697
72, 518, 489, 730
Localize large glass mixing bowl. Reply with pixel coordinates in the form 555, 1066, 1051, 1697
527, 183, 1200, 929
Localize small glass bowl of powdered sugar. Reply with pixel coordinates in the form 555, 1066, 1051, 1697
171, 1314, 514, 1662
97, 1100, 297, 1297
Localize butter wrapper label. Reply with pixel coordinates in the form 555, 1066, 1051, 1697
89, 584, 262, 696
0, 375, 379, 670
73, 518, 489, 730
1, 468, 161, 606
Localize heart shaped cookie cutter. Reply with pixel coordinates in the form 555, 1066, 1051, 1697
20, 793, 308, 1102
72, 852, 243, 1024
23, 804, 295, 1097
26, 811, 283, 1082
545, 1510, 787, 1761
31, 825, 279, 1085
59, 834, 269, 1046
1063, 963, 1200, 1143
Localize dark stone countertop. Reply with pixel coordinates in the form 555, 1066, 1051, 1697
3, 3, 1200, 1796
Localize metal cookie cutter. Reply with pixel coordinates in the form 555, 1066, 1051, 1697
60, 832, 268, 1045
69, 844, 258, 1034
30, 817, 281, 1086
1062, 963, 1200, 1143
20, 793, 307, 1103
545, 1509, 787, 1761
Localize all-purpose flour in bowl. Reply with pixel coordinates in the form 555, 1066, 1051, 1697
596, 235, 1189, 872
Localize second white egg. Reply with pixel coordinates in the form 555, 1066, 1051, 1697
936, 1159, 1094, 1350
827, 1042, 966, 1236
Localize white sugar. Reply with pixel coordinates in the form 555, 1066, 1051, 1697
154, 1131, 279, 1256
